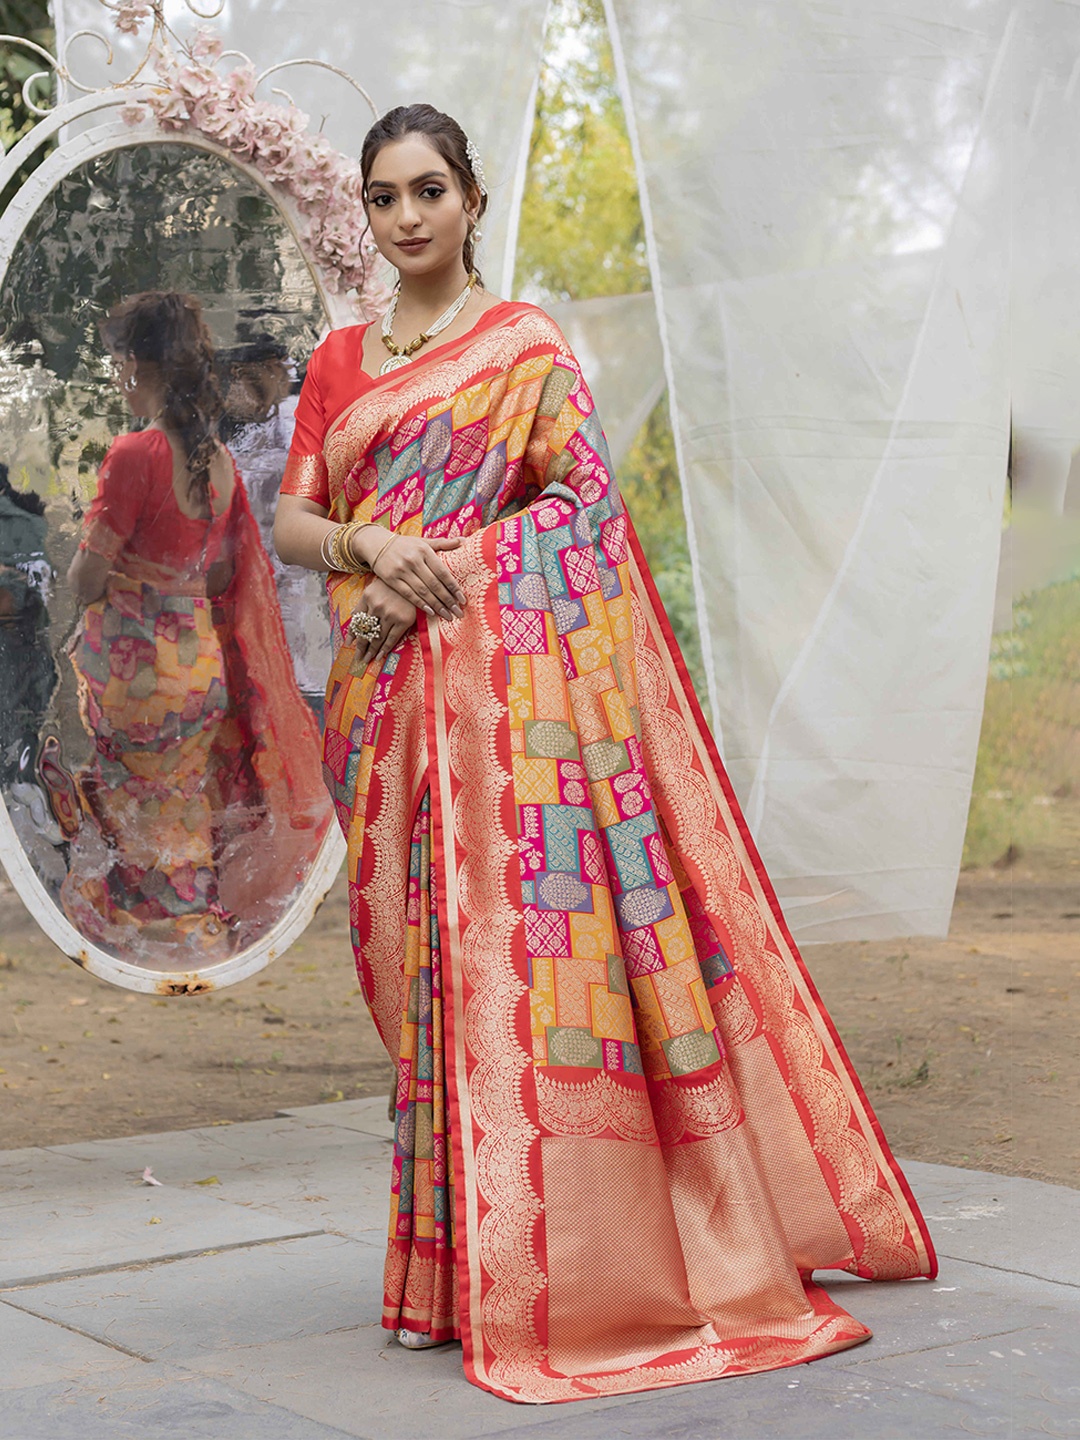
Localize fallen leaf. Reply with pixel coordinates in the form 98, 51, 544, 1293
141, 1167, 163, 1187
193, 1175, 220, 1186
147, 1216, 162, 1225
69, 997, 90, 1007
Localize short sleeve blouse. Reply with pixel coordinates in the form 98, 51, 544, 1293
279, 327, 372, 510
80, 429, 233, 577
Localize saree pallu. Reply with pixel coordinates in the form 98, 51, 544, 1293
65, 482, 330, 955
318, 306, 935, 1404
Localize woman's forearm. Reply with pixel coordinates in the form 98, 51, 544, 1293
274, 495, 383, 572
67, 547, 110, 605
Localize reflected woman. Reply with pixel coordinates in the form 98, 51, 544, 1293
274, 108, 934, 1404
63, 291, 328, 957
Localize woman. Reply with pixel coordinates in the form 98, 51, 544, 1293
275, 105, 935, 1405
65, 291, 328, 957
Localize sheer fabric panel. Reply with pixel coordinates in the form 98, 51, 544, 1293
607, 0, 1018, 939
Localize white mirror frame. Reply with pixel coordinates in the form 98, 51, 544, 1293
0, 91, 354, 993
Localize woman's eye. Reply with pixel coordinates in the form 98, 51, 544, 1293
371, 194, 392, 208
420, 186, 446, 200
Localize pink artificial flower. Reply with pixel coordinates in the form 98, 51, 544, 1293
174, 63, 217, 103
226, 64, 257, 104
190, 26, 223, 63
118, 101, 150, 126
113, 0, 151, 36
193, 97, 253, 155
139, 19, 390, 302
148, 91, 190, 128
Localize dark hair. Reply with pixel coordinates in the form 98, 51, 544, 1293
0, 462, 45, 515
360, 104, 487, 280
101, 291, 223, 507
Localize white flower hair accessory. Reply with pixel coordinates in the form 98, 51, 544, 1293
465, 136, 488, 198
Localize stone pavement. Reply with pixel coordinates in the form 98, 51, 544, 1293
1, 1097, 1076, 1440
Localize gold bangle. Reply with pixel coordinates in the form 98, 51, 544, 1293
326, 521, 377, 574
369, 531, 399, 574
326, 524, 348, 573
342, 521, 380, 573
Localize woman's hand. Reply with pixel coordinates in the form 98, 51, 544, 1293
351, 576, 419, 669
355, 530, 466, 621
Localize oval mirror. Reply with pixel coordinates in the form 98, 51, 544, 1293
0, 137, 343, 992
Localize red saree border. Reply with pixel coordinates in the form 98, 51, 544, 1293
623, 517, 937, 1282
420, 525, 897, 1406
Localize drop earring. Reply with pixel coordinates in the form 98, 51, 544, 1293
123, 374, 137, 394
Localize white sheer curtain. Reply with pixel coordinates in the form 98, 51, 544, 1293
1001, 4, 1080, 622
547, 293, 663, 467
53, 0, 548, 298
606, 0, 1017, 940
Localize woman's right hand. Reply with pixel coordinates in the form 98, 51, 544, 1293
353, 529, 466, 621
351, 576, 419, 670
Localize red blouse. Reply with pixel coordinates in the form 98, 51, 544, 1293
81, 428, 233, 581
279, 301, 521, 511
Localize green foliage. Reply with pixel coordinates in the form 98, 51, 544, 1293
0, 0, 54, 203
617, 394, 709, 705
516, 0, 707, 707
515, 0, 647, 304
963, 577, 1080, 867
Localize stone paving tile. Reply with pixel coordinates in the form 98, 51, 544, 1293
187, 1323, 644, 1439
1, 1146, 104, 1203
31, 1116, 393, 1241
0, 1365, 363, 1440
5, 1233, 383, 1363
277, 1097, 394, 1143
476, 1357, 1014, 1440
819, 1254, 1080, 1358
836, 1325, 1078, 1438
44, 1114, 389, 1175
904, 1158, 1080, 1286
0, 1300, 135, 1389
0, 1181, 321, 1288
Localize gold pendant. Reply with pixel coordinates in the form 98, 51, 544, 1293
379, 352, 414, 375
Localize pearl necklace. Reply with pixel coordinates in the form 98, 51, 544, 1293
379, 273, 477, 375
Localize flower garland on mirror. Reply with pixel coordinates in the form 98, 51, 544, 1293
104, 3, 388, 304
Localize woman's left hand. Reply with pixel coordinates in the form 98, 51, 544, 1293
351, 576, 418, 669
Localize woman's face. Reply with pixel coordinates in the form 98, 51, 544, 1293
365, 135, 478, 280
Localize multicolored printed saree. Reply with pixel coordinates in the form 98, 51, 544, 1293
288, 303, 935, 1404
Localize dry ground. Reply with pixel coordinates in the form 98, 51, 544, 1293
2, 808, 1078, 1187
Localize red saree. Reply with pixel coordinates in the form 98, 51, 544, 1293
282, 303, 935, 1404
67, 430, 331, 955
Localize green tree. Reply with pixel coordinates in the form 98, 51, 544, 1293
515, 0, 647, 303
515, 0, 707, 704
1, 0, 54, 205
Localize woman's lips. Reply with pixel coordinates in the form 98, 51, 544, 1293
396, 238, 430, 252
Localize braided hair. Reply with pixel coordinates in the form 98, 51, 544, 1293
101, 292, 223, 509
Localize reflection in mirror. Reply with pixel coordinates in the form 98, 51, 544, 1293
0, 142, 334, 970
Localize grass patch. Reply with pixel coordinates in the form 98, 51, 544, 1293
963, 576, 1080, 867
